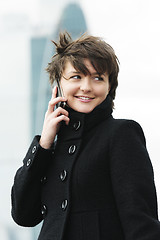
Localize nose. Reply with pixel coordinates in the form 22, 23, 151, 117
80, 77, 92, 93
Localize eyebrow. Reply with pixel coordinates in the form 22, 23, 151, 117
65, 71, 106, 77
66, 71, 81, 75
91, 72, 106, 77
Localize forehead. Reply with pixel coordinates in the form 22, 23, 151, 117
63, 59, 99, 75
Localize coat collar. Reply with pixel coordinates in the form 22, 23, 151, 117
58, 95, 113, 141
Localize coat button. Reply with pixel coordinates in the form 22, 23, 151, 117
68, 145, 76, 154
41, 176, 47, 184
41, 205, 47, 216
73, 121, 81, 130
60, 170, 67, 181
26, 159, 31, 167
52, 150, 54, 155
61, 199, 68, 211
32, 146, 37, 154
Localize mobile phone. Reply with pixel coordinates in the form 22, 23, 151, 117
52, 79, 66, 108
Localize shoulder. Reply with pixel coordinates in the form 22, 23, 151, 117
97, 116, 146, 147
111, 118, 144, 132
104, 117, 144, 133
108, 118, 146, 147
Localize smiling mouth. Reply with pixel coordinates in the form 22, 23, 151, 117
75, 96, 95, 102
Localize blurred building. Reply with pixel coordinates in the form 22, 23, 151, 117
31, 2, 87, 137
30, 2, 87, 239
1, 1, 160, 240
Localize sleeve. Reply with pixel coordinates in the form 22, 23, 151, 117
109, 120, 160, 240
11, 136, 54, 227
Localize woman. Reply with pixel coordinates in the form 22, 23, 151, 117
11, 32, 160, 240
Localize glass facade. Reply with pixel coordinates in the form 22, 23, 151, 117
30, 2, 87, 239
31, 2, 87, 137
30, 37, 47, 136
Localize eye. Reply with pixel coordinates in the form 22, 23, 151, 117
94, 76, 104, 81
70, 75, 81, 80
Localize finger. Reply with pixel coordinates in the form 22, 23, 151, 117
54, 114, 70, 125
53, 107, 69, 117
51, 86, 57, 99
47, 97, 67, 114
49, 97, 67, 106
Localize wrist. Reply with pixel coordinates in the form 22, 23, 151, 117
39, 138, 53, 149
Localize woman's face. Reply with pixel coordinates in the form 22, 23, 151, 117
60, 59, 110, 113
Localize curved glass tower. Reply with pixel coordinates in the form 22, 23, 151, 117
30, 3, 87, 238
31, 3, 87, 137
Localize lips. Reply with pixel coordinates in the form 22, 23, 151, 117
75, 96, 95, 102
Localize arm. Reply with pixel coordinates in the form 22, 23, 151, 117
11, 136, 53, 227
11, 87, 69, 227
110, 120, 160, 239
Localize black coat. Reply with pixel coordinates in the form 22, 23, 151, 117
11, 96, 160, 240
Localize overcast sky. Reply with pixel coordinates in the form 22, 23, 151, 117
0, 0, 160, 229
0, 0, 160, 166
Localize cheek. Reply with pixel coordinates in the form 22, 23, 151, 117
60, 81, 70, 97
96, 86, 109, 98
62, 85, 75, 98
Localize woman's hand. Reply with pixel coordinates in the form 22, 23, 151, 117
39, 87, 69, 149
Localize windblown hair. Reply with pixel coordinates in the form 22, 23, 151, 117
46, 31, 119, 108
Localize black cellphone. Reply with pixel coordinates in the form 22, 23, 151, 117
52, 79, 66, 109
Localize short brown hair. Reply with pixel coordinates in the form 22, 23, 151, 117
46, 31, 119, 108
